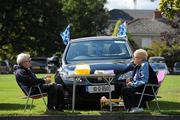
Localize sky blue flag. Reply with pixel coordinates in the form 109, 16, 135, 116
60, 24, 70, 45
117, 21, 127, 38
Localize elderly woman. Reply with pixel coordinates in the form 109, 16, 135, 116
121, 49, 158, 113
14, 53, 64, 111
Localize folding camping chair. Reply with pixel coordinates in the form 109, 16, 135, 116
17, 82, 48, 112
136, 70, 166, 111
13, 65, 48, 112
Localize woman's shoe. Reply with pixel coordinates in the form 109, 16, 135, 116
129, 107, 144, 113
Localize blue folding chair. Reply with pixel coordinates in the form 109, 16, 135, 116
136, 70, 166, 111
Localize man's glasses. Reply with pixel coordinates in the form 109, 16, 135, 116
25, 60, 31, 63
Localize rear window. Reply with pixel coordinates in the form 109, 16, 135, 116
151, 63, 166, 69
149, 57, 165, 63
31, 58, 47, 66
175, 62, 180, 68
0, 61, 7, 66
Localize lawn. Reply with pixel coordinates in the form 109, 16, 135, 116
0, 74, 179, 115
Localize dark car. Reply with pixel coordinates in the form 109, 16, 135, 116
47, 55, 60, 73
0, 60, 11, 74
148, 56, 165, 63
150, 63, 169, 74
55, 36, 134, 107
31, 57, 49, 73
173, 62, 180, 74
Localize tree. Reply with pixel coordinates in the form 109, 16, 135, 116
158, 0, 180, 69
112, 19, 122, 36
159, 0, 180, 44
61, 0, 109, 38
112, 20, 138, 50
0, 0, 66, 61
159, 0, 180, 19
147, 41, 168, 57
0, 0, 109, 62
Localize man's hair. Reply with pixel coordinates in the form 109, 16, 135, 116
17, 53, 30, 65
134, 49, 148, 60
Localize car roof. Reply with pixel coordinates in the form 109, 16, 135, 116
150, 63, 167, 65
69, 36, 127, 43
149, 56, 165, 59
31, 57, 47, 59
174, 62, 180, 65
31, 57, 47, 61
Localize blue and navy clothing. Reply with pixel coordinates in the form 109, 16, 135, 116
121, 61, 158, 110
131, 61, 149, 87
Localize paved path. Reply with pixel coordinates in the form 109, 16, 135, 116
1, 114, 180, 120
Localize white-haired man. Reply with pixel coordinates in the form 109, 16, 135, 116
121, 49, 158, 113
14, 53, 64, 111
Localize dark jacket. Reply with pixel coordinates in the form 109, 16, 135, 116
14, 65, 45, 95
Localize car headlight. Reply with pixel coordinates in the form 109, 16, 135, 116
117, 71, 133, 81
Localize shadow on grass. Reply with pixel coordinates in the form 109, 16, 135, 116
99, 101, 180, 115
0, 101, 179, 115
0, 103, 35, 110
150, 101, 180, 110
142, 100, 180, 115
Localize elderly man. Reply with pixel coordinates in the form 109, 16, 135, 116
121, 49, 158, 113
14, 53, 64, 111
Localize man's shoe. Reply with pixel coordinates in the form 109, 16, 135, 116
47, 106, 56, 111
55, 106, 64, 112
129, 107, 144, 113
56, 108, 64, 112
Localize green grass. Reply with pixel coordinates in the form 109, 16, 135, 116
0, 74, 180, 115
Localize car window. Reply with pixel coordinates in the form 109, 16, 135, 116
31, 58, 47, 66
149, 57, 165, 63
151, 63, 167, 70
65, 40, 131, 62
157, 64, 166, 69
0, 61, 7, 66
175, 63, 180, 68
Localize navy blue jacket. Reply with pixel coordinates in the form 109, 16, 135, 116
14, 65, 45, 95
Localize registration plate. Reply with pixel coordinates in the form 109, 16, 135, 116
86, 85, 115, 93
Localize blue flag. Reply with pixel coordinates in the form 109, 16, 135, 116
117, 22, 127, 38
60, 24, 70, 45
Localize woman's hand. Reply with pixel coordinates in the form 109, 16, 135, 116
126, 81, 133, 87
126, 79, 131, 83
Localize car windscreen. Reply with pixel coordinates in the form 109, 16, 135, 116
65, 40, 132, 62
151, 63, 166, 70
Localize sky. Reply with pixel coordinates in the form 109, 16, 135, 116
105, 0, 161, 10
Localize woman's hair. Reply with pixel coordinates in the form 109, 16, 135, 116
134, 49, 148, 60
16, 53, 30, 65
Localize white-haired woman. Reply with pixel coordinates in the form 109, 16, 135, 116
121, 49, 158, 113
14, 53, 64, 111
